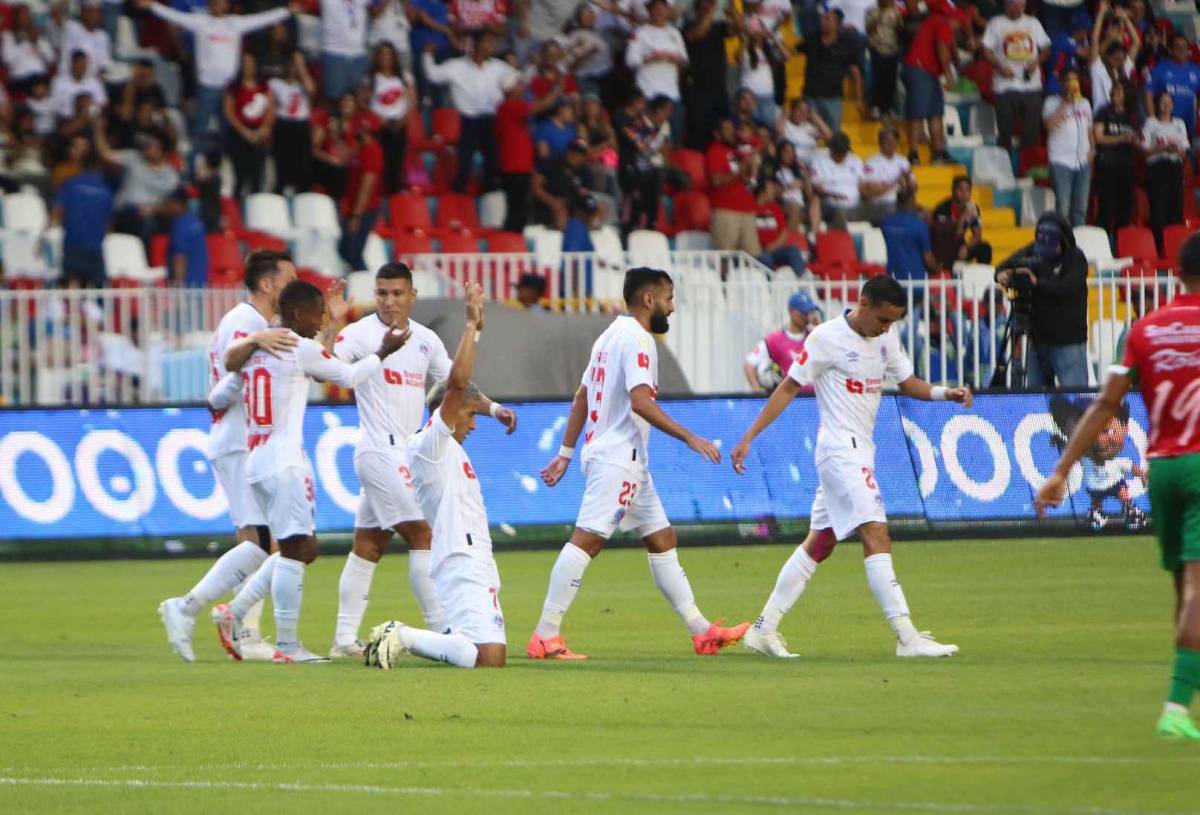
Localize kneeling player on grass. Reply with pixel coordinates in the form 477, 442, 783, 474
213, 280, 410, 664
1036, 232, 1200, 741
528, 267, 749, 660
731, 275, 970, 659
366, 284, 509, 670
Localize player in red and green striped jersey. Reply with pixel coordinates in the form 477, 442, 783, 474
1037, 231, 1200, 741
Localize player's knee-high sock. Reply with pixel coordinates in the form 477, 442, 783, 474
271, 556, 306, 650
754, 545, 818, 634
334, 553, 376, 646
1167, 646, 1200, 711
864, 553, 919, 644
406, 627, 478, 668
231, 552, 278, 621
408, 550, 445, 633
180, 542, 267, 617
647, 549, 711, 636
535, 543, 593, 638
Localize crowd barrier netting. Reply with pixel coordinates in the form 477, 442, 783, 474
0, 391, 1151, 548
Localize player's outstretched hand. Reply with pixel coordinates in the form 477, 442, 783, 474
1034, 472, 1067, 517
540, 455, 569, 487
687, 433, 721, 464
947, 386, 973, 408
494, 406, 518, 434
377, 325, 411, 359
465, 283, 485, 332
252, 327, 299, 357
325, 279, 350, 325
731, 439, 751, 474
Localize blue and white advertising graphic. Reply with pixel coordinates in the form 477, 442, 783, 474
0, 393, 1150, 541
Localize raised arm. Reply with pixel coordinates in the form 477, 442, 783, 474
540, 384, 588, 486
1089, 3, 1108, 64
232, 5, 293, 34
145, 2, 206, 32
439, 283, 484, 424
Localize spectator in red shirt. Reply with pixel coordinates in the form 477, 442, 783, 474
755, 179, 806, 274
338, 125, 384, 270
903, 0, 960, 165
224, 52, 275, 198
707, 117, 762, 255
496, 75, 561, 232
529, 40, 580, 111
311, 94, 356, 200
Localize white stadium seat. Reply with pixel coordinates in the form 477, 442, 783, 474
1074, 226, 1132, 276
3, 192, 48, 232
627, 229, 671, 272
674, 230, 713, 251
478, 191, 507, 230
244, 193, 294, 240
103, 234, 166, 284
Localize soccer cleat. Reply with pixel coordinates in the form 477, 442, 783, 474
896, 631, 959, 658
376, 625, 412, 670
1125, 505, 1149, 532
1156, 708, 1200, 741
1088, 508, 1107, 532
237, 630, 276, 662
273, 644, 330, 664
329, 640, 367, 660
211, 603, 243, 661
526, 632, 588, 660
692, 620, 751, 655
158, 598, 196, 663
743, 628, 799, 659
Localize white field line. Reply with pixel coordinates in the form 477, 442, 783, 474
0, 776, 1196, 815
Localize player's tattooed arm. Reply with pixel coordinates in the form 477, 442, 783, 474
630, 384, 721, 464
1035, 372, 1133, 516
541, 385, 587, 486
897, 377, 973, 408
731, 377, 802, 474
224, 328, 299, 372
318, 280, 351, 352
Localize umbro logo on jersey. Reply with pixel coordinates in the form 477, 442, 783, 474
846, 351, 861, 362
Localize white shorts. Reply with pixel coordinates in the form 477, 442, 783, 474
575, 461, 670, 540
434, 554, 505, 645
353, 450, 425, 530
249, 465, 316, 541
210, 451, 267, 530
810, 452, 886, 541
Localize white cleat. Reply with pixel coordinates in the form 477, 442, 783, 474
211, 603, 242, 661
364, 620, 409, 670
743, 628, 800, 659
328, 640, 367, 660
273, 644, 330, 664
237, 630, 276, 662
158, 598, 196, 663
896, 631, 959, 658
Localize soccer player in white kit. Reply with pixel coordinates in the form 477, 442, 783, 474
528, 267, 750, 660
158, 250, 298, 662
212, 280, 410, 663
366, 284, 511, 670
731, 276, 971, 659
327, 263, 517, 659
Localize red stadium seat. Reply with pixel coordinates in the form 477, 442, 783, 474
407, 112, 434, 153
439, 233, 480, 254
207, 232, 244, 287
1163, 225, 1195, 267
669, 148, 707, 192
392, 233, 434, 258
1134, 188, 1150, 227
431, 108, 461, 146
243, 231, 288, 253
388, 192, 433, 234
486, 232, 527, 253
297, 268, 337, 291
221, 197, 246, 235
149, 234, 169, 267
671, 191, 712, 232
809, 230, 863, 279
1118, 226, 1170, 275
436, 193, 480, 232
1018, 145, 1050, 186
783, 231, 809, 252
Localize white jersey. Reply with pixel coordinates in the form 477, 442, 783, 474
243, 334, 381, 483
408, 409, 492, 573
786, 314, 913, 460
206, 302, 270, 460
579, 315, 658, 474
335, 314, 452, 456
1082, 456, 1135, 493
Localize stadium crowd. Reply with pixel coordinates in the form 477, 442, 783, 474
0, 0, 1194, 295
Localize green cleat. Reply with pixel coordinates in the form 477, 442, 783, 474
1155, 708, 1200, 741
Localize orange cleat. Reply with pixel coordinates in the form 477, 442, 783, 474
692, 619, 751, 655
526, 632, 589, 660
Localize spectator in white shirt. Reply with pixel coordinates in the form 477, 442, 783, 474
1141, 91, 1189, 251
624, 0, 687, 141
51, 51, 108, 119
861, 126, 914, 223
422, 30, 517, 192
140, 0, 295, 145
1088, 3, 1139, 113
776, 97, 831, 166
370, 42, 416, 194
2, 5, 55, 95
981, 0, 1051, 150
564, 4, 614, 99
58, 0, 111, 80
368, 0, 411, 72
270, 51, 318, 193
322, 0, 381, 103
1043, 68, 1093, 227
810, 131, 868, 229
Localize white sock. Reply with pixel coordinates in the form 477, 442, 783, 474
405, 626, 478, 668
230, 552, 278, 621
864, 553, 918, 644
180, 542, 267, 616
408, 550, 445, 632
535, 543, 592, 638
335, 553, 377, 646
241, 599, 265, 637
271, 556, 305, 651
647, 549, 710, 636
755, 545, 818, 634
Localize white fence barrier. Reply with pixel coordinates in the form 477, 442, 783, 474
0, 251, 1182, 405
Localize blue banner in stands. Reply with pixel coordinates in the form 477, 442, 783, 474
0, 392, 1151, 540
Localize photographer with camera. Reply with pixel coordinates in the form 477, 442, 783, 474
993, 212, 1089, 388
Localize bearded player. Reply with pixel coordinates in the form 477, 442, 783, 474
529, 267, 750, 660
327, 263, 516, 659
1037, 232, 1200, 741
732, 275, 969, 659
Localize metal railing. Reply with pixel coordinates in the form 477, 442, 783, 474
0, 252, 1181, 405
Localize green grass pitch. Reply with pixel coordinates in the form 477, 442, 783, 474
1, 536, 1196, 814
